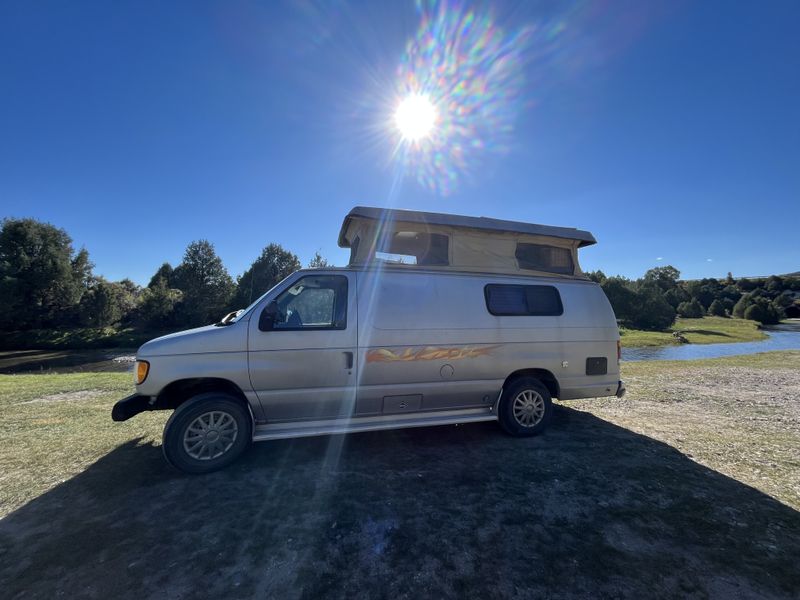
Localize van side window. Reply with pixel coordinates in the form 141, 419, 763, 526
484, 284, 563, 316
271, 275, 348, 330
515, 243, 574, 275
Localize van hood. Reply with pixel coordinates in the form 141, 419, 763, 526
137, 323, 247, 357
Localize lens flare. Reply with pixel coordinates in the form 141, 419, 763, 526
393, 0, 533, 195
395, 94, 437, 141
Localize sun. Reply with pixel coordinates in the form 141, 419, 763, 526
394, 94, 437, 141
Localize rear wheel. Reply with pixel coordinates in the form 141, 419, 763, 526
498, 377, 553, 437
162, 392, 251, 474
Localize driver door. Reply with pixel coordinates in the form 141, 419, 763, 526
247, 272, 358, 421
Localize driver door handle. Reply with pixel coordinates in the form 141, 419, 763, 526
343, 351, 354, 369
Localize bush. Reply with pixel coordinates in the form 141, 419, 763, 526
743, 298, 782, 325
732, 294, 751, 319
707, 299, 726, 317
677, 299, 704, 318
664, 286, 690, 309
629, 287, 676, 331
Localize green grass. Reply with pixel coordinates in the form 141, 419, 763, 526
0, 326, 173, 351
0, 372, 165, 512
620, 315, 768, 347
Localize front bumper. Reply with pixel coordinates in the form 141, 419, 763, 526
616, 380, 627, 398
112, 394, 154, 422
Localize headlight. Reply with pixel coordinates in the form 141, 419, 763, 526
134, 360, 150, 385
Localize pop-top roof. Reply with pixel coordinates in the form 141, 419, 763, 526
338, 206, 597, 248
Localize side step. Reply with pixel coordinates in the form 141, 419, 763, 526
252, 408, 498, 442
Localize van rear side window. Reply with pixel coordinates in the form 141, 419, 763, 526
484, 284, 563, 316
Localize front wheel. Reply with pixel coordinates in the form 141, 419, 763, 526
162, 392, 252, 474
498, 377, 553, 437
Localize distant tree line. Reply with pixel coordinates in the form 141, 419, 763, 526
1, 218, 797, 335
0, 218, 330, 333
587, 266, 800, 331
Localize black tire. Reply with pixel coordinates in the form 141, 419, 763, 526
162, 392, 252, 474
498, 377, 553, 437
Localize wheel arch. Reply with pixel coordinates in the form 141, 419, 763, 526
157, 377, 251, 413
501, 368, 560, 399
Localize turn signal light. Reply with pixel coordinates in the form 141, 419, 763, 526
134, 360, 150, 385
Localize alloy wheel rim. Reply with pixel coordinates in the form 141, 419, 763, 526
183, 411, 238, 460
512, 390, 546, 428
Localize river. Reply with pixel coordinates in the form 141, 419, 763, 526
622, 321, 800, 362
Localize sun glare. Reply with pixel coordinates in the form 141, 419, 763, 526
394, 94, 437, 141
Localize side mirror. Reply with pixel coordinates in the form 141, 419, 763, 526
258, 302, 279, 331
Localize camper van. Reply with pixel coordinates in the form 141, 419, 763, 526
113, 207, 624, 473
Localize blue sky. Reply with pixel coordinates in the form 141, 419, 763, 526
1, 0, 798, 284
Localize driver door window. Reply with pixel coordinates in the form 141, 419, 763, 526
272, 275, 347, 330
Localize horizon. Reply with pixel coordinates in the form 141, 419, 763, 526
2, 0, 798, 284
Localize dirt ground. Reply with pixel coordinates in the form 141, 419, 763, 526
0, 353, 799, 599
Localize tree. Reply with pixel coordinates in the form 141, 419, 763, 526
586, 270, 606, 284
172, 240, 235, 326
732, 290, 770, 319
736, 294, 782, 324
139, 276, 182, 328
600, 277, 637, 325
643, 265, 680, 292
148, 263, 174, 288
743, 301, 781, 325
308, 251, 330, 269
233, 243, 301, 308
664, 286, 690, 309
0, 218, 92, 329
78, 279, 125, 327
720, 285, 741, 305
677, 298, 704, 318
737, 277, 757, 292
685, 279, 720, 310
629, 286, 676, 331
722, 297, 736, 314
72, 248, 93, 291
732, 294, 751, 319
707, 299, 726, 317
772, 293, 793, 311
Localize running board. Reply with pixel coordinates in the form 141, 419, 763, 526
252, 408, 498, 442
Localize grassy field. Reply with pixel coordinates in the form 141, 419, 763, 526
620, 315, 768, 347
1, 353, 799, 598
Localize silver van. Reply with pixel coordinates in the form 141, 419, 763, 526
113, 207, 624, 473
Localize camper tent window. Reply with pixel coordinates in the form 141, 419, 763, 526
515, 243, 574, 275
375, 232, 449, 266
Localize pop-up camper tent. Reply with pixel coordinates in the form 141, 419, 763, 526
338, 206, 596, 278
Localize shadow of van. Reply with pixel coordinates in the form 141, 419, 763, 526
1, 406, 798, 599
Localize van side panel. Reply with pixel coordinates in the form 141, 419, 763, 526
355, 270, 619, 415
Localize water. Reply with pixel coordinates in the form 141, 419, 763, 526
622, 321, 800, 362
0, 349, 136, 374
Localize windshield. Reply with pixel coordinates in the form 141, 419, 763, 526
228, 275, 295, 323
